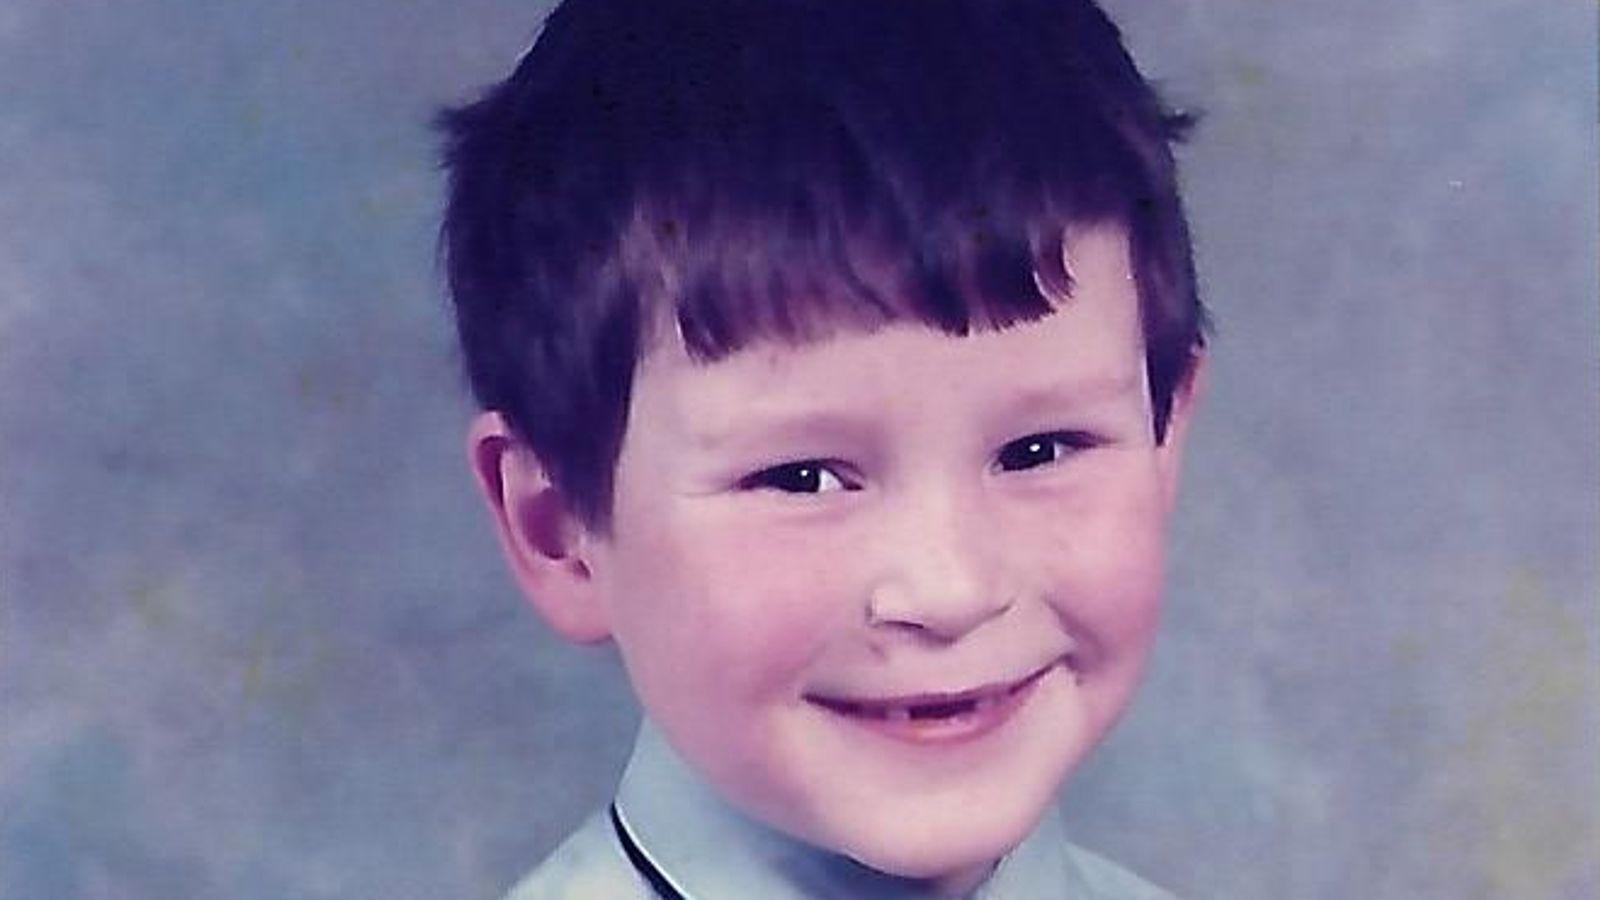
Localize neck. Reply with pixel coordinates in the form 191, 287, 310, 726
615, 721, 1013, 899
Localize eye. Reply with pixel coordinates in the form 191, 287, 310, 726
994, 432, 1096, 473
739, 461, 857, 494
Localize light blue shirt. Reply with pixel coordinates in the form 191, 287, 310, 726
503, 722, 1178, 899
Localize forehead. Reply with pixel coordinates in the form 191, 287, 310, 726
628, 229, 1144, 440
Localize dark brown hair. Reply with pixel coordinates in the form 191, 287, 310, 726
439, 0, 1206, 529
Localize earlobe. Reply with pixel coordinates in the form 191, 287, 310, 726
467, 412, 612, 644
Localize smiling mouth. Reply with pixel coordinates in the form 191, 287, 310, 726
804, 662, 1058, 724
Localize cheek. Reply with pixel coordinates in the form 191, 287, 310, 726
609, 509, 851, 701
1074, 515, 1166, 629
1027, 468, 1170, 658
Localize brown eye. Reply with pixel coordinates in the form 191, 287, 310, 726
741, 461, 854, 494
995, 432, 1094, 472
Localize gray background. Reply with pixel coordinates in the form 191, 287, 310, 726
2, 1, 1596, 897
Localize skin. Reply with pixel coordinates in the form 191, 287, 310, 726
471, 227, 1202, 895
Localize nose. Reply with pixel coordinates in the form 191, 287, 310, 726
865, 483, 1014, 642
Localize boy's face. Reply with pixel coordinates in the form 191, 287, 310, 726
573, 228, 1195, 888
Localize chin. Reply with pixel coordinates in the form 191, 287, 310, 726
853, 842, 1005, 884
827, 796, 1045, 884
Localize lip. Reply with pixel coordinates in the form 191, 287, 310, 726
804, 661, 1059, 745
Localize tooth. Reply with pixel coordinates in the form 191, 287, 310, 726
973, 695, 998, 713
886, 706, 910, 723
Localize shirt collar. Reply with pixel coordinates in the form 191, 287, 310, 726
614, 720, 1088, 899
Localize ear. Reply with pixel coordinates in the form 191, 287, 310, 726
467, 412, 612, 644
1155, 350, 1206, 511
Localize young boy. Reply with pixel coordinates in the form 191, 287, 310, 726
439, 0, 1205, 896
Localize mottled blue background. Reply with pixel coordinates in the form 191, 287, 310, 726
2, 2, 1596, 898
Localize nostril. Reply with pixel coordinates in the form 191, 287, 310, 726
864, 579, 1016, 642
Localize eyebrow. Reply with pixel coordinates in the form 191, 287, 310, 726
998, 371, 1144, 419
683, 407, 876, 457
682, 370, 1142, 456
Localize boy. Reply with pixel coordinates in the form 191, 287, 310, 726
439, 0, 1205, 896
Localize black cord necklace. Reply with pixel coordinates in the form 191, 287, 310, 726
609, 803, 689, 900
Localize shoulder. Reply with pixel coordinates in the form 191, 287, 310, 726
1060, 841, 1181, 900
499, 809, 652, 900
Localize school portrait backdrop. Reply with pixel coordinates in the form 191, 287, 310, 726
2, 1, 1596, 897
